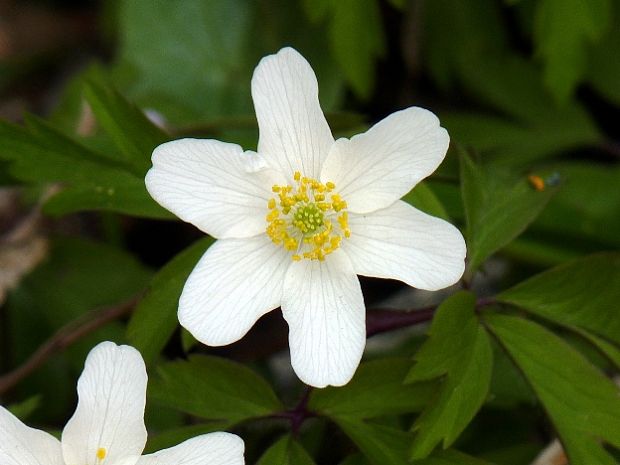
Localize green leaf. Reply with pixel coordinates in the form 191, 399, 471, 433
144, 422, 233, 453
84, 77, 169, 173
308, 358, 435, 418
534, 0, 611, 102
443, 56, 602, 167
498, 252, 620, 345
328, 0, 385, 98
485, 314, 620, 465
7, 396, 41, 420
149, 354, 283, 424
414, 449, 497, 465
334, 419, 494, 465
115, 0, 254, 124
257, 435, 316, 465
420, 0, 508, 91
460, 152, 556, 273
405, 292, 493, 459
402, 182, 449, 220
126, 237, 214, 364
0, 116, 169, 219
533, 162, 620, 248
334, 417, 410, 465
577, 330, 620, 369
587, 11, 620, 105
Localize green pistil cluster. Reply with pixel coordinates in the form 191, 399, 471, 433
293, 203, 324, 234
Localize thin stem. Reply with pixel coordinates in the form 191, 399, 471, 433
366, 297, 497, 337
0, 294, 139, 397
270, 385, 314, 436
366, 305, 436, 337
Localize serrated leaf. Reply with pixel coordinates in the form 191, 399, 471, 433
402, 182, 449, 220
498, 252, 620, 345
84, 77, 169, 173
485, 314, 620, 465
257, 435, 316, 465
126, 237, 214, 364
406, 291, 493, 459
534, 0, 611, 102
149, 355, 283, 424
460, 152, 556, 273
308, 358, 435, 418
0, 116, 169, 219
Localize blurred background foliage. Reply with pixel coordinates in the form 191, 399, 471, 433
0, 1, 618, 464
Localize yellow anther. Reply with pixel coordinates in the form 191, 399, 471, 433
266, 174, 350, 261
266, 210, 279, 222
96, 448, 106, 460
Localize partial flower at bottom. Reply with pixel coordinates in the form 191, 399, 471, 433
145, 47, 466, 388
0, 341, 244, 465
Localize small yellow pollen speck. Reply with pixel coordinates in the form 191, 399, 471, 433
96, 448, 106, 460
527, 174, 545, 192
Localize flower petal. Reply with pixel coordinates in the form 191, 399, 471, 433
251, 47, 334, 180
321, 107, 450, 213
61, 341, 147, 465
136, 433, 244, 465
281, 251, 365, 387
344, 201, 466, 291
179, 235, 290, 346
0, 406, 63, 465
146, 139, 283, 239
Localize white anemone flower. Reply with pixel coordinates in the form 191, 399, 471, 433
0, 341, 244, 465
145, 47, 466, 388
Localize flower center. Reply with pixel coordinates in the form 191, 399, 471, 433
266, 171, 351, 261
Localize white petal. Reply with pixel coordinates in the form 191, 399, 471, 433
251, 47, 334, 180
136, 432, 244, 465
0, 406, 63, 465
62, 341, 147, 465
179, 235, 291, 346
146, 139, 283, 239
344, 201, 466, 291
321, 107, 450, 213
281, 251, 365, 388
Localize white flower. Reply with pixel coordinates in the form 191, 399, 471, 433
0, 341, 244, 465
145, 47, 466, 388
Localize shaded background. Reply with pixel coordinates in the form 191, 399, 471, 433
0, 0, 618, 463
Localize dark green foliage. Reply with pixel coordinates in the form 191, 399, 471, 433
2, 1, 619, 464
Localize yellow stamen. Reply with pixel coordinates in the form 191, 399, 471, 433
265, 175, 351, 261
96, 448, 106, 460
